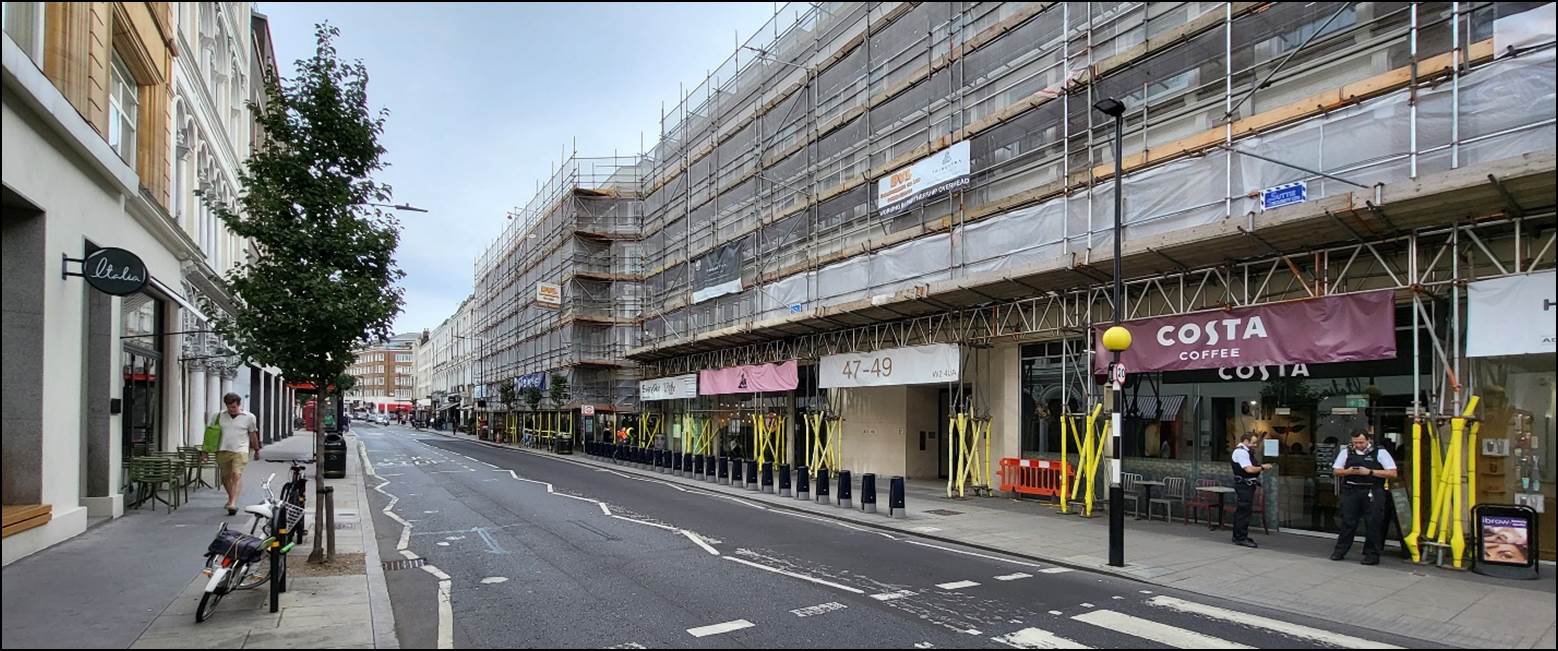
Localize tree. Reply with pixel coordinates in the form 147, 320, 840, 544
521, 386, 543, 413
206, 24, 403, 564
498, 379, 517, 441
547, 372, 570, 409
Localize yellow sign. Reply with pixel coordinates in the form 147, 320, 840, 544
536, 282, 562, 307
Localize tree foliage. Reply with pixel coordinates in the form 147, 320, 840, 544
498, 378, 517, 412
207, 23, 404, 390
521, 386, 543, 412
547, 372, 570, 409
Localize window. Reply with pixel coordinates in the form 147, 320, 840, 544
109, 53, 139, 163
2, 1, 45, 65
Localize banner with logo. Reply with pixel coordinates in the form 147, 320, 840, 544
640, 373, 698, 401
1468, 270, 1556, 357
536, 282, 562, 308
820, 343, 959, 388
1093, 290, 1397, 374
877, 140, 971, 216
515, 372, 547, 391
699, 360, 798, 395
691, 239, 744, 304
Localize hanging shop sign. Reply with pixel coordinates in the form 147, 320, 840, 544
820, 343, 959, 388
877, 140, 971, 216
536, 282, 563, 308
515, 372, 547, 391
1467, 270, 1556, 357
640, 373, 698, 401
1260, 181, 1307, 210
1093, 290, 1396, 374
63, 247, 149, 296
699, 360, 798, 395
581, 405, 596, 416
691, 239, 744, 304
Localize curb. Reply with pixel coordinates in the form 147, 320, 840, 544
419, 431, 1139, 583
352, 436, 401, 649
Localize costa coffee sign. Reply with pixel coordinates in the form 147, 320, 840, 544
1093, 290, 1397, 374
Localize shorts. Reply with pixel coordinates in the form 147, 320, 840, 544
216, 451, 248, 476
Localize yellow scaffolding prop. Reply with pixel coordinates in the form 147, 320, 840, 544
753, 413, 787, 478
1064, 404, 1108, 517
1418, 396, 1480, 569
682, 414, 715, 455
946, 412, 994, 498
805, 412, 842, 478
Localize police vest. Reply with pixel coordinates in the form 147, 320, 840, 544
1341, 446, 1387, 489
1229, 445, 1260, 485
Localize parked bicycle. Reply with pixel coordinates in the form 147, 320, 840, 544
195, 464, 308, 623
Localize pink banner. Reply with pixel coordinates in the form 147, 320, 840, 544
1093, 290, 1397, 374
700, 360, 799, 395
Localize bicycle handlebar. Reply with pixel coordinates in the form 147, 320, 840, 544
266, 458, 316, 464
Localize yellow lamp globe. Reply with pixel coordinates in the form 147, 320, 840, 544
1102, 325, 1133, 352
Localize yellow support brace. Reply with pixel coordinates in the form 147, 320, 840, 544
1404, 419, 1423, 563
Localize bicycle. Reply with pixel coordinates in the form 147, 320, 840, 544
195, 470, 306, 622
269, 457, 314, 545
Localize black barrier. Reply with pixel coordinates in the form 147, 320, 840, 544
744, 460, 758, 490
704, 455, 716, 480
795, 466, 810, 498
718, 457, 729, 483
694, 455, 705, 477
815, 468, 831, 502
889, 476, 906, 518
778, 465, 792, 497
732, 458, 745, 485
861, 473, 878, 513
837, 470, 853, 507
761, 464, 775, 493
683, 453, 693, 476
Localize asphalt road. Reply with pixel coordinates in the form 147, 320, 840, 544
356, 422, 1439, 649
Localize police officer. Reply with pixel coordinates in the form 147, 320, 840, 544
1332, 429, 1397, 564
1231, 432, 1274, 548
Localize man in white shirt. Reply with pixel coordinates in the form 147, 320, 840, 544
215, 392, 261, 516
1331, 430, 1398, 564
1230, 432, 1274, 547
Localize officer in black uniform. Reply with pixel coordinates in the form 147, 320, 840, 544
1230, 432, 1274, 547
1331, 429, 1398, 564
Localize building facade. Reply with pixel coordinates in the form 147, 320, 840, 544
346, 332, 419, 407
413, 295, 478, 429
2, 1, 293, 566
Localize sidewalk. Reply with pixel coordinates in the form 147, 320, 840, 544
0, 431, 396, 649
437, 430, 1556, 650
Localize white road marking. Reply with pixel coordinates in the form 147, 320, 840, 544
994, 572, 1033, 581
1048, 610, 1063, 616
991, 627, 1091, 649
869, 590, 915, 601
687, 619, 755, 638
1073, 610, 1252, 649
1146, 595, 1402, 649
1038, 567, 1072, 574
398, 549, 418, 560
723, 556, 865, 594
911, 526, 943, 533
480, 577, 509, 585
789, 602, 847, 618
419, 564, 452, 581
434, 577, 454, 649
553, 493, 599, 504
937, 580, 982, 590
599, 502, 612, 516
611, 515, 677, 531
445, 536, 465, 540
1079, 603, 1094, 608
902, 540, 1046, 568
608, 644, 645, 649
1111, 596, 1123, 600
914, 643, 934, 649
435, 541, 449, 546
423, 510, 439, 514
963, 629, 983, 636
679, 529, 720, 556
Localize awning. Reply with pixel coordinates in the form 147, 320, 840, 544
148, 275, 207, 322
1125, 394, 1186, 421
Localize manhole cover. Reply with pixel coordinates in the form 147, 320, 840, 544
925, 509, 964, 516
334, 522, 356, 530
382, 557, 426, 572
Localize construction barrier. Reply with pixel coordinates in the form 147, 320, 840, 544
998, 457, 1076, 501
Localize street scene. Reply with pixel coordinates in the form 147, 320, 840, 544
3, 2, 1556, 649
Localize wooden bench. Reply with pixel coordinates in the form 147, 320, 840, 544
2, 504, 52, 538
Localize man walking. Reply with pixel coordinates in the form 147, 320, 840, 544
1230, 432, 1274, 547
216, 393, 261, 516
1332, 430, 1397, 564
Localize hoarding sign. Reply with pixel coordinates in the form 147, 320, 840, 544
1467, 271, 1556, 357
820, 343, 960, 388
877, 140, 971, 216
640, 373, 698, 401
699, 360, 798, 395
1261, 181, 1307, 210
536, 282, 562, 308
515, 372, 547, 391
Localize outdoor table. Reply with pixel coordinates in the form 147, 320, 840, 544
1135, 480, 1165, 520
1195, 485, 1236, 531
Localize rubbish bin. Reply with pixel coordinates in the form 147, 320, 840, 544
322, 433, 347, 479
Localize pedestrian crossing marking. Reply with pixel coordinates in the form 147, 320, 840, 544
990, 627, 1090, 649
1072, 610, 1252, 649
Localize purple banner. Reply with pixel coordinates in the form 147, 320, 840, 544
700, 360, 799, 395
1093, 290, 1397, 374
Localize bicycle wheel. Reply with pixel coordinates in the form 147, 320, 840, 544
195, 590, 224, 623
236, 559, 269, 590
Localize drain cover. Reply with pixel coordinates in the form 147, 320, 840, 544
925, 509, 964, 516
382, 558, 427, 571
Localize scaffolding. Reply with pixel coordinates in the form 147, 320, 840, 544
630, 1, 1556, 360
474, 154, 649, 412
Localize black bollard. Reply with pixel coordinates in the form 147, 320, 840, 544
718, 457, 730, 484
778, 465, 792, 497
694, 454, 705, 479
837, 470, 853, 508
861, 473, 878, 513
683, 453, 694, 478
761, 464, 775, 493
731, 458, 744, 486
745, 460, 758, 490
704, 454, 716, 481
815, 468, 831, 504
795, 465, 810, 499
889, 476, 906, 518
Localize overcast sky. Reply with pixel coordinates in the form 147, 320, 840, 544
259, 2, 779, 334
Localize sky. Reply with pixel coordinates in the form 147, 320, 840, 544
259, 2, 780, 335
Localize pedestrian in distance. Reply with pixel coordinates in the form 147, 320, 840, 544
214, 393, 261, 516
1331, 429, 1398, 565
1230, 432, 1274, 548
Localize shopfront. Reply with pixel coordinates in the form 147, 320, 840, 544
119, 291, 165, 461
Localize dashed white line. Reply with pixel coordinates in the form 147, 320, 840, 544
480, 577, 509, 585
687, 619, 755, 638
870, 590, 916, 601
991, 627, 1091, 649
598, 502, 612, 516
902, 540, 1047, 568
789, 602, 847, 618
723, 556, 865, 594
937, 580, 982, 590
994, 572, 1033, 581
1038, 567, 1072, 574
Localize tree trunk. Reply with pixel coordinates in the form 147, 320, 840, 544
308, 380, 326, 564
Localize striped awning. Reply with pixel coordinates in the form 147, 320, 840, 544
1124, 394, 1186, 421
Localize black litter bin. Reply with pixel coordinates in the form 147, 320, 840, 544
322, 433, 347, 479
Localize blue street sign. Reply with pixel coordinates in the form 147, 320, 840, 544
1261, 181, 1307, 210
790, 303, 804, 314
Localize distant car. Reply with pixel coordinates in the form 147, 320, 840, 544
372, 414, 390, 426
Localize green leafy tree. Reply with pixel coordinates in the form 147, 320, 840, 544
522, 386, 543, 413
547, 372, 570, 409
206, 24, 403, 564
498, 379, 518, 440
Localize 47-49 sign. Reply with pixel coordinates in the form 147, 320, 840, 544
820, 343, 960, 388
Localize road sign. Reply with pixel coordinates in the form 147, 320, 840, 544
1261, 181, 1307, 210
1111, 363, 1127, 388
581, 405, 595, 416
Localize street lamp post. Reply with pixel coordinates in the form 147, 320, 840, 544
1094, 96, 1132, 568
